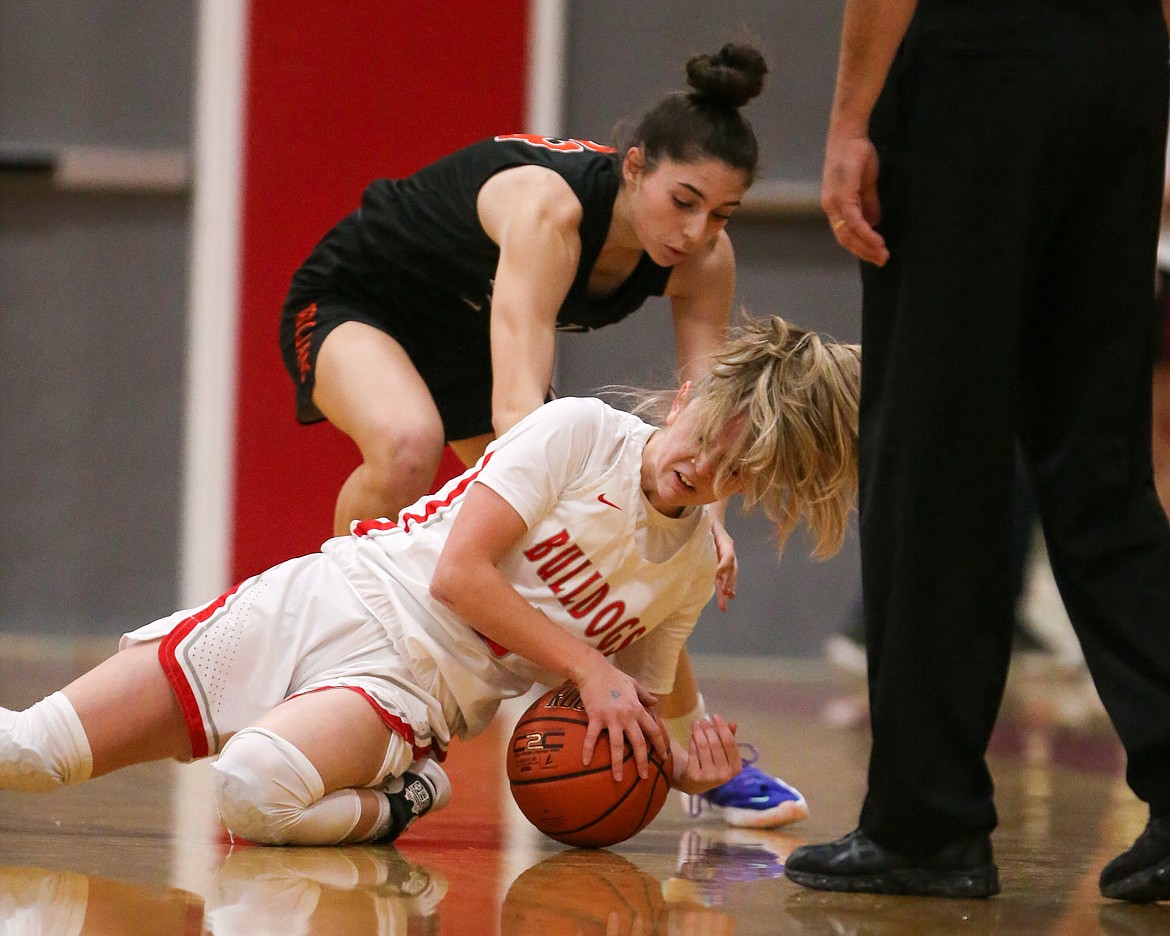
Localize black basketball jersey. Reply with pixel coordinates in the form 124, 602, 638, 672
293, 135, 673, 332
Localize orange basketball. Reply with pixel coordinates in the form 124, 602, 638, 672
506, 684, 675, 848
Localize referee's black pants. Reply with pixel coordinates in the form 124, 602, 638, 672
856, 2, 1170, 857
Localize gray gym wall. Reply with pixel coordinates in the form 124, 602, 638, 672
0, 2, 860, 656
0, 4, 194, 637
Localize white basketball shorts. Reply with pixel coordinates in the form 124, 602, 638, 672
121, 553, 451, 762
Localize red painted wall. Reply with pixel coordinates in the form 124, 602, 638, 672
232, 1, 528, 581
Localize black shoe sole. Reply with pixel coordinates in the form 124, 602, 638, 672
785, 865, 1000, 899
1100, 857, 1170, 903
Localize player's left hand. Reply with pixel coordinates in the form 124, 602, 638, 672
711, 519, 738, 612
671, 714, 741, 794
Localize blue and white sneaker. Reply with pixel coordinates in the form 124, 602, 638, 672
681, 746, 809, 829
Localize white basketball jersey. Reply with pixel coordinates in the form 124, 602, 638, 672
323, 397, 717, 737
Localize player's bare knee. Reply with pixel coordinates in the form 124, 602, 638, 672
363, 428, 444, 503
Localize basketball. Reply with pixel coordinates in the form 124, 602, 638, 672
506, 684, 675, 848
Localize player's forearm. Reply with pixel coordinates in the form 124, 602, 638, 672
489, 329, 552, 432
430, 560, 605, 682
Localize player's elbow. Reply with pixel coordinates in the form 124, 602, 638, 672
428, 555, 466, 612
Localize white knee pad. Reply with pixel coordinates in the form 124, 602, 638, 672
0, 693, 93, 792
212, 727, 364, 846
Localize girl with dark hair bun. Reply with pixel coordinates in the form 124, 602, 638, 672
275, 42, 803, 830
624, 42, 768, 176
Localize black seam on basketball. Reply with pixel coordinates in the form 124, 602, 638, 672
632, 762, 670, 829
554, 771, 645, 835
544, 754, 672, 837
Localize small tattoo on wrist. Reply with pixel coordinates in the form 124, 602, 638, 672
610, 690, 620, 699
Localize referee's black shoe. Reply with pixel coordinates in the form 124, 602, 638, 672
784, 828, 999, 898
1100, 815, 1170, 902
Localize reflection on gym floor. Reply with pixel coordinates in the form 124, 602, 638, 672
1, 643, 1167, 935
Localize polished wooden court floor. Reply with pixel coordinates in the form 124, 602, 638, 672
2, 636, 1168, 935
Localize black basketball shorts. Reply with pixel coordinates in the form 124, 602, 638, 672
278, 287, 495, 442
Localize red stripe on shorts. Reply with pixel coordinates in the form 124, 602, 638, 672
293, 302, 318, 382
158, 583, 243, 759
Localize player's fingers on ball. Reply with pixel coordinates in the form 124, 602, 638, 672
608, 725, 626, 781
581, 721, 603, 766
640, 707, 668, 760
628, 725, 650, 779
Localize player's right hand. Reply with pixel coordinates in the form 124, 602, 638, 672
575, 657, 667, 783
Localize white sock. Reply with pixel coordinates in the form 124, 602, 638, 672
664, 692, 707, 749
360, 791, 394, 842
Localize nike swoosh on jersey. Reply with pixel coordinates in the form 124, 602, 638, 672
597, 493, 622, 510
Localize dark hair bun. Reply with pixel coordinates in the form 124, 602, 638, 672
685, 43, 768, 109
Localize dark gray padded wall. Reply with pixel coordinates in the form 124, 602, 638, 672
0, 4, 193, 636
0, 6, 193, 148
557, 3, 862, 657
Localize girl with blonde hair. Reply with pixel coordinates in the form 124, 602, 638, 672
1, 316, 858, 847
